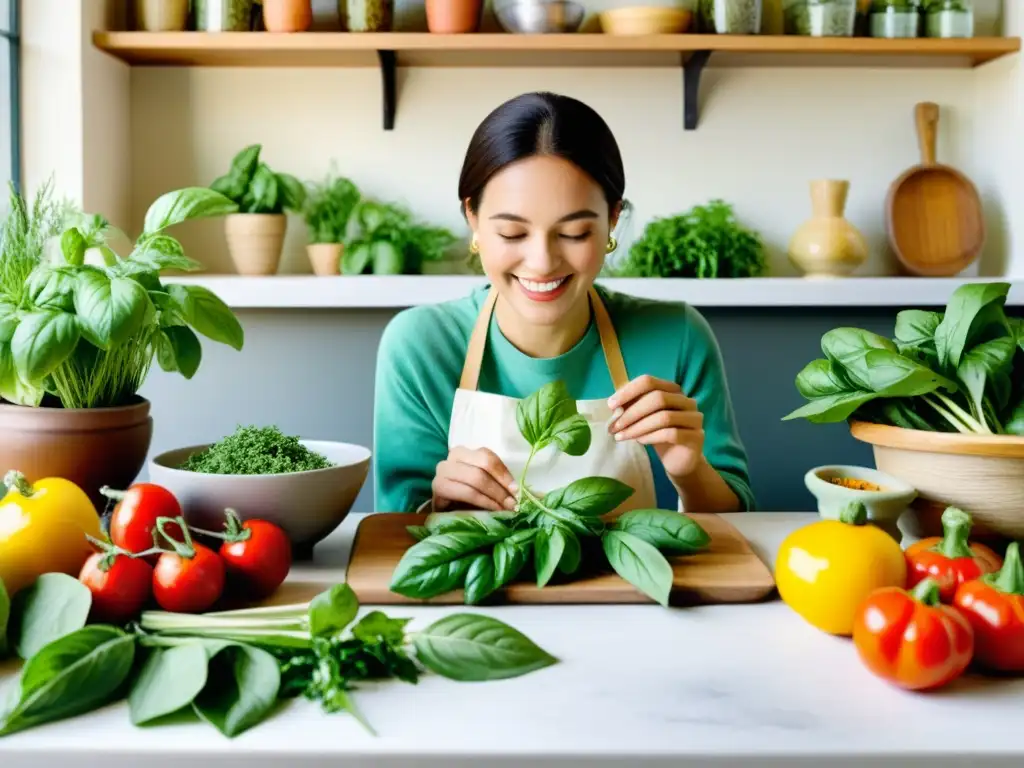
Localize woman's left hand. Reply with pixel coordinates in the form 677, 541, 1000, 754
607, 375, 705, 480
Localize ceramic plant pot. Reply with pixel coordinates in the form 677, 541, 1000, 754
135, 0, 189, 30
804, 464, 917, 546
262, 0, 313, 31
425, 0, 483, 32
0, 398, 154, 514
224, 213, 287, 276
307, 243, 343, 276
788, 179, 868, 278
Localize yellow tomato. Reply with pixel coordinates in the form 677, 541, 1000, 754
0, 470, 102, 597
775, 501, 907, 636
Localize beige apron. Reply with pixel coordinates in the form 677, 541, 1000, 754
434, 285, 659, 515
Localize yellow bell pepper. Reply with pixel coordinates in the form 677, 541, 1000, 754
0, 470, 102, 597
775, 501, 907, 636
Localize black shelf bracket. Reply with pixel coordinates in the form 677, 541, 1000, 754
378, 50, 396, 131
682, 50, 712, 131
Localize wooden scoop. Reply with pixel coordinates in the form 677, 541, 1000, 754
885, 102, 985, 277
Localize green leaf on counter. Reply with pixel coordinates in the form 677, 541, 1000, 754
612, 509, 711, 554
602, 530, 673, 607
0, 626, 136, 737
191, 643, 280, 738
308, 584, 359, 638
351, 611, 411, 646
9, 573, 92, 660
414, 614, 557, 682
129, 643, 210, 726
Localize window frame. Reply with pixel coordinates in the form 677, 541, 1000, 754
0, 0, 19, 193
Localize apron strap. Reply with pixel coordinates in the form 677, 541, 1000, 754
458, 285, 630, 392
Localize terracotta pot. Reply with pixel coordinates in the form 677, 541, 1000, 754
262, 0, 313, 31
849, 420, 1024, 547
425, 0, 482, 32
788, 179, 868, 279
224, 213, 287, 275
0, 397, 154, 514
306, 243, 343, 276
135, 0, 189, 31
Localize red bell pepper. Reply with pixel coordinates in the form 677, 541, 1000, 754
953, 541, 1024, 674
852, 577, 974, 691
904, 506, 1003, 603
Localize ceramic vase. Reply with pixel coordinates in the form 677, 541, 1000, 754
307, 243, 343, 276
788, 179, 868, 278
425, 0, 483, 33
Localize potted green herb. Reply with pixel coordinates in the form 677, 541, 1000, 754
922, 0, 973, 38
209, 144, 305, 276
343, 200, 458, 275
698, 0, 765, 34
782, 0, 858, 35
302, 171, 361, 276
869, 0, 920, 38
0, 185, 245, 509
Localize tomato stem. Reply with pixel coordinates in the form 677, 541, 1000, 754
984, 542, 1024, 595
155, 515, 196, 559
910, 577, 942, 606
98, 485, 127, 502
84, 533, 137, 572
185, 507, 253, 543
929, 506, 975, 560
838, 501, 868, 526
3, 470, 35, 498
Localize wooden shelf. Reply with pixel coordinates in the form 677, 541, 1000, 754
91, 32, 1021, 130
159, 275, 1024, 310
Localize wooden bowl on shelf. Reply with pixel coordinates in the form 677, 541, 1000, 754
599, 6, 692, 34
849, 420, 1024, 545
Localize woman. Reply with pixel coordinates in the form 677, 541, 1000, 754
373, 91, 754, 516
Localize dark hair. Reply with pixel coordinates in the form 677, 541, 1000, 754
458, 92, 625, 217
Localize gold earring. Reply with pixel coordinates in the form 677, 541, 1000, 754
469, 235, 480, 254
606, 235, 618, 254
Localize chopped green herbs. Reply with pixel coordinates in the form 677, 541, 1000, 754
181, 426, 333, 475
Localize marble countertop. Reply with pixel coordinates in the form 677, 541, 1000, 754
3, 511, 1023, 768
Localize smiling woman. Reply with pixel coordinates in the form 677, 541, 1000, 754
372, 91, 754, 518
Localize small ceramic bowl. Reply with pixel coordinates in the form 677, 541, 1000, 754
149, 440, 371, 560
804, 464, 918, 545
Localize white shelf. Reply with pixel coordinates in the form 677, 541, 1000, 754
161, 275, 1024, 309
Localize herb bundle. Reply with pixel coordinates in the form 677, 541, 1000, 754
783, 282, 1024, 435
390, 381, 711, 607
0, 574, 556, 738
181, 425, 334, 475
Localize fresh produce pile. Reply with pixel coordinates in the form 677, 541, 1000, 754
783, 282, 1024, 435
390, 380, 711, 607
180, 424, 334, 475
776, 502, 1024, 689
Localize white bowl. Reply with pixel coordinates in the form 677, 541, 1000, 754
149, 440, 371, 559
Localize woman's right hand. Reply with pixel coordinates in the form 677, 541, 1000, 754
432, 447, 519, 512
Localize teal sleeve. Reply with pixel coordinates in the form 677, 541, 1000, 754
372, 308, 458, 513
678, 305, 757, 512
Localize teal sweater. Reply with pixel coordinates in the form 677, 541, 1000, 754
372, 285, 755, 514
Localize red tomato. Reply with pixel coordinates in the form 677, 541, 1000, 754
152, 543, 226, 613
104, 483, 184, 558
904, 506, 1002, 603
220, 519, 293, 599
79, 550, 154, 625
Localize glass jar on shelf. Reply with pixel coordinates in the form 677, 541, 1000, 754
698, 0, 765, 34
923, 0, 974, 38
193, 0, 256, 30
869, 0, 921, 37
340, 0, 394, 31
783, 0, 858, 36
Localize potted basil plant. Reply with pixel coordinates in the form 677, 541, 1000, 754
0, 186, 245, 509
302, 171, 361, 276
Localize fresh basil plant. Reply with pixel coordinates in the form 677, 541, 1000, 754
390, 380, 712, 607
0, 187, 245, 409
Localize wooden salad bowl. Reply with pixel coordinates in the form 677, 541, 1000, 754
849, 420, 1024, 544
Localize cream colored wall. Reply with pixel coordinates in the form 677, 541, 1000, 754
19, 0, 1023, 280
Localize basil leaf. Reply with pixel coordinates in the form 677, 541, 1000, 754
602, 530, 673, 607
130, 233, 203, 272
781, 390, 879, 424
557, 529, 582, 575
73, 270, 153, 348
351, 611, 411, 646
390, 531, 502, 599
612, 509, 711, 553
162, 325, 202, 379
493, 528, 535, 587
859, 349, 958, 396
167, 283, 244, 351
0, 577, 9, 658
542, 477, 634, 518
820, 328, 898, 390
10, 309, 80, 382
0, 626, 136, 737
414, 613, 557, 682
129, 643, 210, 725
342, 242, 372, 274
192, 644, 280, 738
406, 525, 430, 542
515, 379, 578, 448
60, 227, 87, 266
424, 511, 509, 537
143, 186, 239, 234
542, 413, 592, 456
0, 301, 17, 343
26, 267, 77, 311
894, 309, 941, 364
308, 584, 359, 638
956, 336, 1017, 422
533, 527, 567, 588
794, 358, 853, 399
464, 553, 497, 605
934, 282, 1011, 372
275, 172, 306, 211
9, 573, 92, 660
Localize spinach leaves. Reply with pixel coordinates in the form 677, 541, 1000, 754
0, 577, 556, 740
391, 380, 711, 607
783, 282, 1024, 435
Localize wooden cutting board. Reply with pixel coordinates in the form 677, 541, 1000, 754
345, 512, 777, 606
